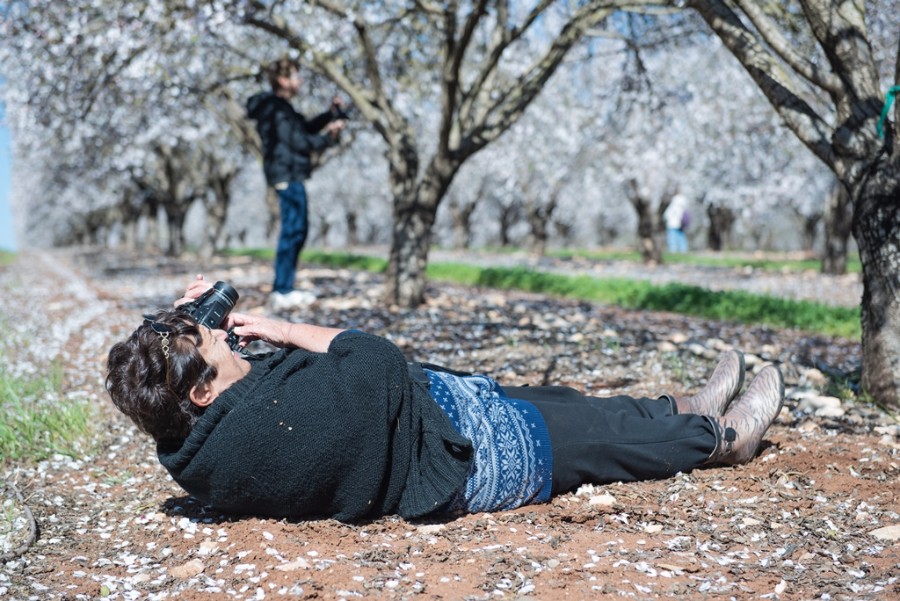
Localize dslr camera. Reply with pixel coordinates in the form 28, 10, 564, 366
178, 281, 242, 351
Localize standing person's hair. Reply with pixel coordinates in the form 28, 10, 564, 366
266, 57, 300, 92
106, 310, 217, 441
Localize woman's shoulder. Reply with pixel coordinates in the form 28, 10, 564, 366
330, 329, 396, 350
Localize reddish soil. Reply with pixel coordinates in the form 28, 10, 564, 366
1, 248, 897, 600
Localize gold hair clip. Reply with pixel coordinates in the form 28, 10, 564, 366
143, 316, 173, 383
158, 330, 171, 360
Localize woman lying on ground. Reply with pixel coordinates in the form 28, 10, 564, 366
105, 276, 785, 522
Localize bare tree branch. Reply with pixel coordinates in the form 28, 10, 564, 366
457, 0, 555, 128
460, 3, 616, 158
796, 0, 881, 111
412, 0, 444, 17
687, 0, 834, 168
439, 0, 489, 155
352, 18, 393, 126
307, 0, 349, 20
733, 0, 842, 95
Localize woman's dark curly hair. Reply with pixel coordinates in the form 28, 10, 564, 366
106, 310, 217, 442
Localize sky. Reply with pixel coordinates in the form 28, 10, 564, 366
0, 100, 15, 252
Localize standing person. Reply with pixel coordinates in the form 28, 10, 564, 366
247, 57, 346, 310
104, 276, 785, 522
664, 193, 690, 254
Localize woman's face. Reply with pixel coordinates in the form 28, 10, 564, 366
196, 326, 251, 393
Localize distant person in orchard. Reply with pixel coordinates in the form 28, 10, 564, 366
247, 57, 346, 310
105, 275, 786, 523
664, 193, 690, 254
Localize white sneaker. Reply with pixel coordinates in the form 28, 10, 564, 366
269, 289, 317, 310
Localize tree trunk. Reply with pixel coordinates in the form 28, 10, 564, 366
625, 179, 662, 264
385, 195, 436, 307
142, 201, 160, 251
706, 204, 735, 251
163, 202, 188, 256
204, 169, 235, 255
317, 217, 330, 248
554, 217, 575, 246
851, 153, 900, 407
384, 146, 445, 307
117, 193, 142, 251
498, 201, 520, 247
346, 210, 359, 247
201, 197, 228, 258
450, 198, 476, 249
594, 214, 619, 246
822, 181, 852, 275
123, 221, 136, 250
526, 195, 556, 257
801, 214, 821, 253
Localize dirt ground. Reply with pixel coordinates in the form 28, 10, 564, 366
1, 248, 898, 601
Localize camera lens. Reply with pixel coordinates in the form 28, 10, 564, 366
212, 281, 239, 306
189, 281, 239, 330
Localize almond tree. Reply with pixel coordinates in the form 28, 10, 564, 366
822, 178, 852, 274
0, 0, 251, 253
232, 0, 655, 306
682, 0, 900, 406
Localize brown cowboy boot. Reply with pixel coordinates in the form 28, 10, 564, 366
675, 350, 745, 416
706, 364, 785, 465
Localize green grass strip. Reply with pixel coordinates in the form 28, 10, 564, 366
229, 248, 860, 339
548, 248, 862, 273
0, 356, 96, 467
302, 250, 389, 272
465, 266, 859, 338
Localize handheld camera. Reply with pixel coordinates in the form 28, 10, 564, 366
178, 281, 242, 351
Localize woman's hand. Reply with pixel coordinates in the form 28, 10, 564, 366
174, 274, 213, 308
227, 313, 292, 348
227, 312, 345, 352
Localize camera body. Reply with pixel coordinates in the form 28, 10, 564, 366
179, 281, 242, 351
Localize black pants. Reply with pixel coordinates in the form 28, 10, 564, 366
503, 385, 717, 494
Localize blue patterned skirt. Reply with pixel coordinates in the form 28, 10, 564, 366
425, 369, 553, 513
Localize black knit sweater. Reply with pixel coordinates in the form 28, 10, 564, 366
156, 331, 472, 521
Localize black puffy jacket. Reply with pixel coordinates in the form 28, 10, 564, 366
246, 92, 337, 185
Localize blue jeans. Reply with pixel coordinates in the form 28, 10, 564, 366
667, 228, 688, 253
273, 182, 309, 293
